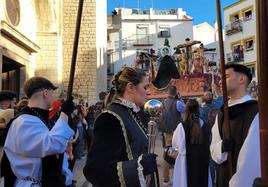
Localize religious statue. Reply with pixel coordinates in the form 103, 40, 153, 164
174, 38, 202, 74
193, 43, 216, 73
135, 50, 158, 80
175, 49, 187, 76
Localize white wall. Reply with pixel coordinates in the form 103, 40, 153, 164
193, 22, 221, 66
193, 22, 216, 45
96, 0, 108, 93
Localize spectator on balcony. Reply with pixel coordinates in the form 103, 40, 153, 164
233, 45, 243, 62
239, 46, 244, 59
231, 15, 240, 30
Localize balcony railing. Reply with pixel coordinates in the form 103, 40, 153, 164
226, 52, 244, 63
158, 31, 171, 38
153, 9, 177, 15
225, 20, 243, 36
133, 34, 154, 46
132, 9, 150, 15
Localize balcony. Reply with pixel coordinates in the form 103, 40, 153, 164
133, 34, 154, 46
158, 31, 171, 38
225, 20, 243, 36
226, 52, 244, 63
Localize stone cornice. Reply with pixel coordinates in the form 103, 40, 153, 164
0, 20, 40, 53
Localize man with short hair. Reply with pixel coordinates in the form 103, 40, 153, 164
199, 91, 223, 186
161, 85, 185, 186
210, 63, 260, 187
0, 90, 17, 111
3, 76, 75, 187
200, 91, 223, 127
0, 90, 17, 132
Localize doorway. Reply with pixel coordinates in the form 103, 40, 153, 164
1, 56, 24, 95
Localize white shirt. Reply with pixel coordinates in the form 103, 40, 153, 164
210, 95, 261, 187
4, 114, 74, 187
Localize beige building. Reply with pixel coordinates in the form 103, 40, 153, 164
0, 0, 107, 103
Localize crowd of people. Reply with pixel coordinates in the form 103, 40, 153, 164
0, 63, 261, 187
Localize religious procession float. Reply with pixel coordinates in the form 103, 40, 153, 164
135, 38, 220, 99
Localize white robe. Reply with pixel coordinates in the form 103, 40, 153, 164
172, 123, 187, 187
210, 95, 261, 187
4, 114, 74, 187
172, 119, 212, 187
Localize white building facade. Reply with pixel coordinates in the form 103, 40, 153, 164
193, 22, 216, 46
224, 0, 257, 79
107, 8, 193, 74
193, 22, 221, 67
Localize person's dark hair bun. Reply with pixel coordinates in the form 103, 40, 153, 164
112, 70, 123, 92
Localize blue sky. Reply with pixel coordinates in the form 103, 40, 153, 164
107, 0, 239, 25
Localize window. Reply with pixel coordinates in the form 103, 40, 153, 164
136, 25, 149, 42
244, 9, 252, 21
137, 25, 149, 36
230, 14, 240, 22
158, 26, 171, 37
242, 6, 254, 21
231, 42, 244, 62
134, 25, 153, 46
229, 13, 242, 31
245, 39, 254, 51
5, 0, 20, 26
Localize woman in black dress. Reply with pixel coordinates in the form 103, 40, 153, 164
83, 67, 158, 187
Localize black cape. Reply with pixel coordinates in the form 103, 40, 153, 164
152, 55, 180, 89
83, 101, 158, 187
